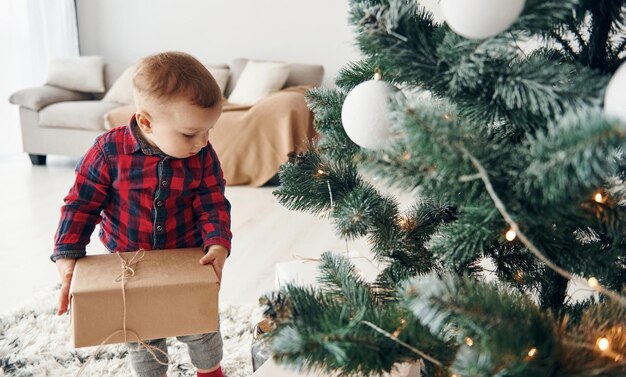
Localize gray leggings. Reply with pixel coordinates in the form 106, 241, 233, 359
126, 330, 223, 377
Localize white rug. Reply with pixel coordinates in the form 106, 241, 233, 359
0, 286, 259, 377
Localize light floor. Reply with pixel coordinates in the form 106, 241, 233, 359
0, 153, 371, 315
1, 151, 595, 317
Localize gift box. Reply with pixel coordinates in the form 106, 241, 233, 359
251, 318, 273, 372
69, 248, 219, 348
253, 359, 421, 377
275, 251, 380, 290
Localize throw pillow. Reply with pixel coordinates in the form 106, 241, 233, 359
227, 61, 290, 106
102, 65, 135, 105
206, 66, 230, 96
102, 65, 229, 104
45, 56, 105, 93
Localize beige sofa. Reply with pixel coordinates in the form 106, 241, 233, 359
9, 58, 324, 176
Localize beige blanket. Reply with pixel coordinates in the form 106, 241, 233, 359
212, 85, 316, 186
105, 86, 316, 186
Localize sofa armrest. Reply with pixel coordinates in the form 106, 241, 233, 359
9, 85, 92, 111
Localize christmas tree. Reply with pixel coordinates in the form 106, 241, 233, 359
261, 1, 626, 376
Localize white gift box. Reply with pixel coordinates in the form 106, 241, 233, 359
268, 253, 422, 377
253, 358, 421, 377
275, 251, 380, 290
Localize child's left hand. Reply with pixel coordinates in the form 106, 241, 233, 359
199, 245, 229, 282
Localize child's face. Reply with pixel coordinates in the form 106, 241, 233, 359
135, 96, 222, 159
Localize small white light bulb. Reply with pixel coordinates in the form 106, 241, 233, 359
505, 229, 517, 242
597, 337, 610, 351
588, 277, 599, 289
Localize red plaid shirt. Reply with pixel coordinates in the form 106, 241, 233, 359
52, 117, 231, 261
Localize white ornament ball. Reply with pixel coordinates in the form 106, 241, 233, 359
604, 63, 626, 123
341, 79, 400, 150
441, 0, 525, 39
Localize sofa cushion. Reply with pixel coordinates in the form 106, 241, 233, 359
100, 63, 230, 103
225, 58, 324, 97
224, 58, 249, 97
102, 66, 135, 105
206, 66, 230, 95
91, 63, 129, 101
228, 61, 290, 106
104, 104, 135, 130
285, 63, 324, 88
39, 101, 120, 131
9, 86, 92, 111
45, 56, 105, 93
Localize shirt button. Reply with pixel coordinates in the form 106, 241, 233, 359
161, 180, 168, 187
156, 224, 164, 232
156, 200, 163, 207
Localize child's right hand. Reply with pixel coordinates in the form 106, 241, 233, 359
56, 258, 76, 315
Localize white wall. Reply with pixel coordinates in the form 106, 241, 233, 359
76, 0, 362, 87
76, 0, 444, 88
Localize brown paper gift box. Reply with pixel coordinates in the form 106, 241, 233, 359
69, 248, 219, 348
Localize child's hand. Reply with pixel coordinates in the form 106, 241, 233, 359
56, 258, 76, 315
199, 245, 228, 282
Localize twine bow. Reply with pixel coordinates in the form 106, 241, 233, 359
114, 250, 143, 282
75, 250, 170, 376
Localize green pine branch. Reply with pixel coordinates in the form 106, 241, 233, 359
523, 109, 626, 205
264, 0, 626, 375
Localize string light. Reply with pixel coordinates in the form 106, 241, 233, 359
513, 270, 524, 283
350, 213, 364, 224
505, 229, 517, 242
597, 337, 610, 351
316, 169, 326, 176
402, 151, 411, 161
391, 318, 409, 338
527, 347, 538, 358
594, 192, 607, 204
465, 337, 474, 347
389, 317, 412, 339
397, 218, 416, 230
443, 113, 453, 121
588, 277, 599, 289
459, 144, 626, 307
373, 68, 383, 81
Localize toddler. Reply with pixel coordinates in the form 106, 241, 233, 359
52, 51, 231, 377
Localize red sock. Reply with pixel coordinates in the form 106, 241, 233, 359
197, 367, 224, 377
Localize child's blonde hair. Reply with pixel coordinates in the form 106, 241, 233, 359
133, 51, 222, 108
